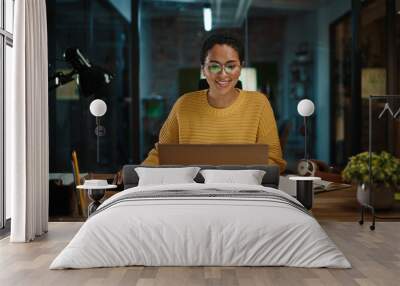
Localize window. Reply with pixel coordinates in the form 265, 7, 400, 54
138, 1, 328, 165
5, 0, 13, 33
1, 0, 14, 230
47, 0, 134, 176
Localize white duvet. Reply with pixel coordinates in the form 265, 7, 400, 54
50, 183, 351, 269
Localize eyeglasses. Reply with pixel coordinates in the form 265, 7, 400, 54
205, 62, 241, 75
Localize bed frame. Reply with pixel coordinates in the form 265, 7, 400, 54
122, 165, 280, 189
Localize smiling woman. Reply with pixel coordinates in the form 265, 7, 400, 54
201, 34, 243, 107
142, 33, 286, 172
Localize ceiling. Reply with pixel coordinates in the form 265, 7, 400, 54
142, 0, 335, 27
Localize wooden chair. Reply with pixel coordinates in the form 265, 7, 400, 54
71, 150, 88, 217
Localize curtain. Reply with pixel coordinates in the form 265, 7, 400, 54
6, 0, 49, 242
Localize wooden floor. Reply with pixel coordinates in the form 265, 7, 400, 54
1, 221, 400, 285
312, 187, 400, 222
2, 189, 400, 286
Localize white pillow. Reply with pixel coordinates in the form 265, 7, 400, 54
200, 169, 266, 185
135, 167, 201, 186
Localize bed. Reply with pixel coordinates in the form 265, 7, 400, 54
50, 165, 351, 269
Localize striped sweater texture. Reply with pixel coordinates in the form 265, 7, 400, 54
142, 89, 287, 172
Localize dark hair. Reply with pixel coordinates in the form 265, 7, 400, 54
200, 33, 244, 65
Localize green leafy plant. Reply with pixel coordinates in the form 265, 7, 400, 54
342, 151, 400, 187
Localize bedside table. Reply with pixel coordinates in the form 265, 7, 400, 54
289, 176, 321, 210
77, 183, 117, 216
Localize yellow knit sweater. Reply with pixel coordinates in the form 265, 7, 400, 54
142, 89, 287, 172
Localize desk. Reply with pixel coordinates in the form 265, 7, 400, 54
87, 173, 116, 181
49, 172, 115, 185
49, 173, 88, 186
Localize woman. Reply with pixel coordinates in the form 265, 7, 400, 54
142, 33, 286, 173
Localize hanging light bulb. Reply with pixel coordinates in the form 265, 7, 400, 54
89, 99, 107, 163
203, 4, 212, 31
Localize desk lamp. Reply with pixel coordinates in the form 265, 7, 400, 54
50, 48, 113, 95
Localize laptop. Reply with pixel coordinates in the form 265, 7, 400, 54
158, 144, 269, 165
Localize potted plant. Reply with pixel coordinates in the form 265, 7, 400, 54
342, 151, 400, 210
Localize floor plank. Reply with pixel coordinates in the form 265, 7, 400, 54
312, 187, 400, 222
1, 221, 400, 286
